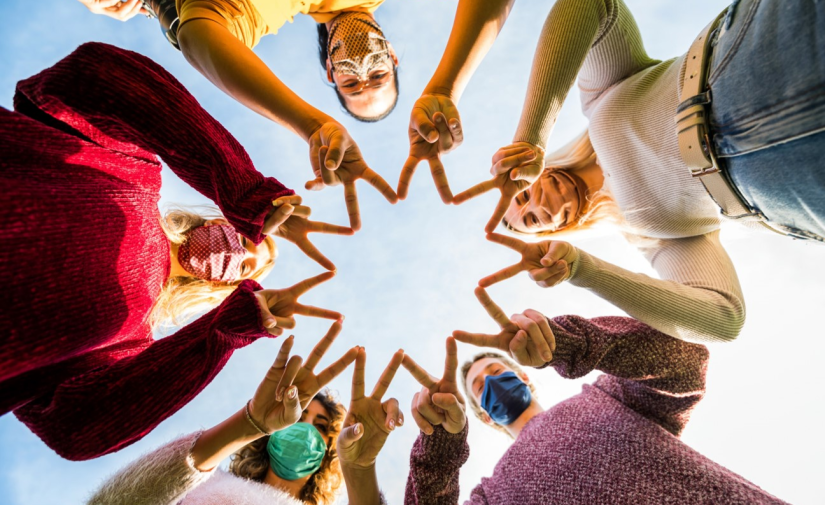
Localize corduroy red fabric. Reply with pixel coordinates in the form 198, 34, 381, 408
0, 42, 293, 460
405, 317, 788, 505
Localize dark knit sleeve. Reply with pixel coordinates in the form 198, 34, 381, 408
13, 280, 272, 461
404, 424, 470, 505
545, 316, 708, 436
12, 42, 292, 244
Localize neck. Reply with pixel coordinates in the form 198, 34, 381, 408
168, 243, 190, 278
263, 468, 310, 500
503, 400, 544, 439
577, 158, 605, 196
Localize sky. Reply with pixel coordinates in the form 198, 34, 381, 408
1, 0, 824, 503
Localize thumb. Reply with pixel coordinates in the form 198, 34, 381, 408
337, 423, 364, 450
283, 385, 301, 420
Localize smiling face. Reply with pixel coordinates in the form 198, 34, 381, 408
325, 12, 399, 121
504, 169, 586, 234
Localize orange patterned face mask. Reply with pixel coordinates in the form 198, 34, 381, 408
177, 224, 246, 282
327, 12, 391, 80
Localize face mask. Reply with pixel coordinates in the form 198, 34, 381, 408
266, 422, 327, 481
327, 12, 391, 80
480, 371, 532, 426
177, 224, 245, 282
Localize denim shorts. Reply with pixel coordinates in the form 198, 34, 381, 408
708, 0, 825, 241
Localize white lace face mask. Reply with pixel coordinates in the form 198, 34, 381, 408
327, 12, 392, 80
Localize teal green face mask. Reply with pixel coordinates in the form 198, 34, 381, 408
266, 422, 327, 480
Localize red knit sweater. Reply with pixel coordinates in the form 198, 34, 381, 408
0, 43, 293, 460
405, 317, 788, 504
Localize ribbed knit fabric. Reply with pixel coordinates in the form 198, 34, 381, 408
512, 0, 745, 344
405, 316, 788, 505
0, 42, 292, 460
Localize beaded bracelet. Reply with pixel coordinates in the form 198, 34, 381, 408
245, 400, 271, 435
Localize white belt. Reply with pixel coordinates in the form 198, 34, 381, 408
676, 10, 788, 236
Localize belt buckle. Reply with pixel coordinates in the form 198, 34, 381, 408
690, 134, 721, 177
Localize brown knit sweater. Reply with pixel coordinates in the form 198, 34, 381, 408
405, 316, 788, 504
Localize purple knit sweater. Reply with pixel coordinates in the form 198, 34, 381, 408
405, 316, 787, 504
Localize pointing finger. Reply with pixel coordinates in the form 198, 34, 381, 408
397, 156, 420, 200
429, 157, 453, 204
371, 349, 405, 400
478, 262, 524, 288
473, 287, 511, 328
452, 179, 497, 205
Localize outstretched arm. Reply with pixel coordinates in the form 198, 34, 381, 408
547, 315, 709, 436
14, 281, 271, 461
13, 41, 293, 244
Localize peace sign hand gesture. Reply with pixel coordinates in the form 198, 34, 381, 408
264, 195, 354, 271
291, 321, 359, 408
246, 336, 305, 434
337, 348, 406, 470
397, 94, 464, 203
253, 271, 341, 336
478, 233, 578, 288
453, 287, 555, 367
402, 337, 466, 435
306, 122, 398, 231
452, 143, 544, 233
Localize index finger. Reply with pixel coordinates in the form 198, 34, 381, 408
344, 181, 361, 231
484, 194, 513, 233
442, 337, 459, 388
316, 346, 359, 387
308, 220, 355, 236
295, 238, 336, 271
397, 156, 420, 200
271, 335, 295, 370
473, 287, 512, 328
289, 271, 336, 296
371, 349, 405, 400
428, 157, 453, 204
452, 179, 497, 205
303, 321, 343, 371
486, 233, 527, 253
352, 347, 366, 400
401, 355, 438, 390
362, 167, 399, 204
294, 303, 342, 321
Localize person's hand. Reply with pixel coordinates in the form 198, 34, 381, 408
452, 143, 544, 233
478, 233, 578, 288
292, 321, 359, 408
453, 287, 555, 367
253, 271, 341, 336
306, 122, 398, 231
264, 195, 354, 271
337, 347, 405, 470
401, 337, 466, 435
397, 94, 464, 203
77, 0, 148, 21
246, 336, 305, 433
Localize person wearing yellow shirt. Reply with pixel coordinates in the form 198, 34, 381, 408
78, 0, 400, 231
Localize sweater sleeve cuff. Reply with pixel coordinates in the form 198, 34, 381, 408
211, 279, 271, 348
225, 178, 294, 245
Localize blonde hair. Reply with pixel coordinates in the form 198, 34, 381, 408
148, 206, 276, 333
229, 390, 346, 505
459, 352, 538, 439
504, 130, 623, 237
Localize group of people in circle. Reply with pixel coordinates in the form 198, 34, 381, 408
2, 0, 822, 503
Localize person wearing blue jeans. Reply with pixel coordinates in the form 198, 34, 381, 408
710, 0, 825, 241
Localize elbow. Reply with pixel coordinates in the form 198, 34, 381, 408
708, 300, 746, 343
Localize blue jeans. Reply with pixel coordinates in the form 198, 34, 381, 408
708, 0, 825, 241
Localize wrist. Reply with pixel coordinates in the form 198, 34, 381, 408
422, 83, 458, 102
299, 113, 334, 142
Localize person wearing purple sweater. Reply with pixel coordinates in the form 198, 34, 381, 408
399, 288, 788, 505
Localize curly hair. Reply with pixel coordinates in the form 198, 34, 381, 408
228, 390, 346, 505
459, 352, 538, 439
149, 206, 276, 333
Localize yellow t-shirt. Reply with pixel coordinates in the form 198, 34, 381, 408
177, 0, 386, 48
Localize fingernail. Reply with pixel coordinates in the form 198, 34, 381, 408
354, 423, 362, 435
272, 199, 283, 207
287, 386, 297, 400
325, 160, 335, 169
398, 415, 404, 426
543, 352, 553, 361
436, 115, 443, 123
266, 319, 277, 329
276, 387, 285, 401
389, 419, 395, 430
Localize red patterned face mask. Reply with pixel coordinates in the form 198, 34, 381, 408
177, 224, 246, 282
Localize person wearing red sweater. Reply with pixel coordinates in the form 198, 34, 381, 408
398, 289, 788, 504
0, 42, 343, 461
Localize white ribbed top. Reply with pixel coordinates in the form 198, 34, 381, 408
513, 0, 745, 343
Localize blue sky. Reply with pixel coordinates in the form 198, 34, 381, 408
1, 0, 824, 503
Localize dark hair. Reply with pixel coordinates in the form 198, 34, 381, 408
316, 22, 399, 122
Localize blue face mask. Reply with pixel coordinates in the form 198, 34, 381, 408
480, 371, 532, 426
266, 422, 327, 480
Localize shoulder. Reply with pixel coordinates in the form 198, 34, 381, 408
183, 470, 303, 505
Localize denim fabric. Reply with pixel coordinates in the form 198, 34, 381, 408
707, 0, 825, 241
